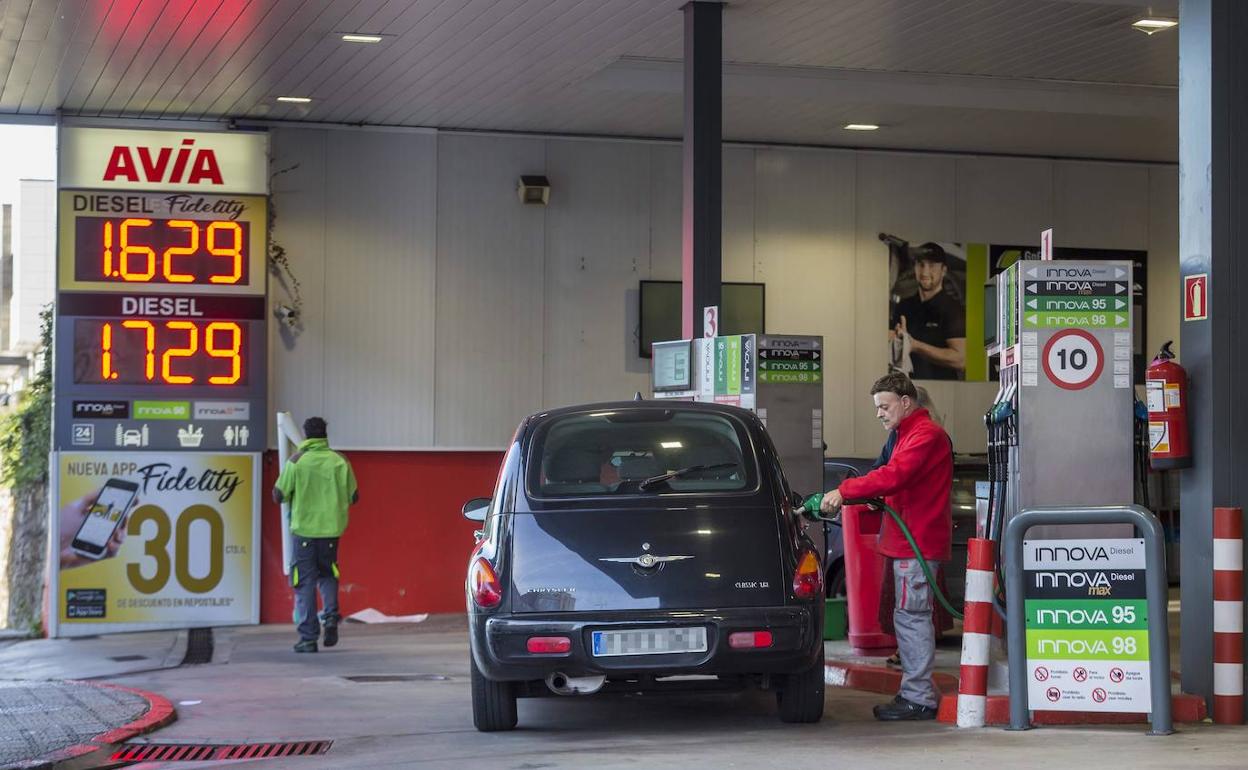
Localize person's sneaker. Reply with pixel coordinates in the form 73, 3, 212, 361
293, 639, 318, 653
872, 697, 937, 721
322, 625, 338, 648
884, 652, 902, 667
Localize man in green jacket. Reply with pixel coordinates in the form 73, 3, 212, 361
273, 417, 359, 653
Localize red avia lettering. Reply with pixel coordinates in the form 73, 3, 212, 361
102, 139, 223, 185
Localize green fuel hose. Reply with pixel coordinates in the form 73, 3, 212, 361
798, 493, 964, 620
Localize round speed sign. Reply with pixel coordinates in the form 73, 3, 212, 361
1041, 329, 1104, 390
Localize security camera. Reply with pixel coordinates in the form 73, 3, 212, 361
274, 303, 299, 326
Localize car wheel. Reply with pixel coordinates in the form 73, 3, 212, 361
776, 644, 825, 723
470, 652, 517, 732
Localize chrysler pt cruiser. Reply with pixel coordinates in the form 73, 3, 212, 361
463, 401, 825, 731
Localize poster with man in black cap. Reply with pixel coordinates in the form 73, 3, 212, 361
887, 240, 967, 381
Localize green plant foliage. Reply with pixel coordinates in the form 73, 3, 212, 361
0, 306, 53, 489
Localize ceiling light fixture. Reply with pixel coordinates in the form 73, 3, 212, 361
341, 33, 385, 43
843, 123, 880, 131
276, 96, 312, 104
1132, 17, 1178, 35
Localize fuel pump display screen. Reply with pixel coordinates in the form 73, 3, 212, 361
652, 340, 692, 392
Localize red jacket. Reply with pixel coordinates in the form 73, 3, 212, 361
837, 408, 953, 561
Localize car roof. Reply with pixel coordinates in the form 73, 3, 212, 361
524, 399, 757, 425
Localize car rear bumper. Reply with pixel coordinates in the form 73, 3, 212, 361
471, 605, 822, 682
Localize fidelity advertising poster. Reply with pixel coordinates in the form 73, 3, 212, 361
51, 451, 260, 636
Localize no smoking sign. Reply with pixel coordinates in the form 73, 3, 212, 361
1042, 329, 1104, 390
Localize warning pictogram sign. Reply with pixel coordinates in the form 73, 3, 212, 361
1184, 274, 1208, 321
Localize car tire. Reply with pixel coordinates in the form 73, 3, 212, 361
776, 644, 825, 723
470, 652, 518, 732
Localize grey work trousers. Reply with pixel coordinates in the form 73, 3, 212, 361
893, 557, 940, 708
293, 536, 340, 642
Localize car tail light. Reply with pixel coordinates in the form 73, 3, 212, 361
527, 636, 572, 654
728, 631, 774, 649
470, 557, 503, 608
792, 549, 822, 600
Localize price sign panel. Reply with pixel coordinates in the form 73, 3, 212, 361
57, 191, 267, 295
1023, 538, 1151, 712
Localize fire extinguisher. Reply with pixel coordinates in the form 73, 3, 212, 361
1145, 341, 1191, 470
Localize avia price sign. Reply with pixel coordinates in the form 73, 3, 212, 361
1024, 538, 1152, 712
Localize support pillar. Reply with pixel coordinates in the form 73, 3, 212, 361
1178, 0, 1248, 710
680, 1, 722, 339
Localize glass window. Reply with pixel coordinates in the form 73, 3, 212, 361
530, 409, 754, 497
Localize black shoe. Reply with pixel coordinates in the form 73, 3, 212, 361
294, 639, 318, 653
873, 697, 937, 721
323, 625, 338, 648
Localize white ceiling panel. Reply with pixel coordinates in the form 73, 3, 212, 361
0, 0, 1180, 160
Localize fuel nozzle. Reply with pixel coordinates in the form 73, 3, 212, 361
797, 493, 825, 519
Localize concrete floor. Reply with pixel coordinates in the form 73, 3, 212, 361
8, 615, 1224, 769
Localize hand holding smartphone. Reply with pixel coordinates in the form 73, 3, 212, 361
61, 479, 139, 568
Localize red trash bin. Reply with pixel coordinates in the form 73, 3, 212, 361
841, 503, 896, 655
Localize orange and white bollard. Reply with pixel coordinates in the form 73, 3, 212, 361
957, 537, 995, 727
1214, 506, 1244, 724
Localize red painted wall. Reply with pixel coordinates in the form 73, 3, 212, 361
260, 449, 503, 623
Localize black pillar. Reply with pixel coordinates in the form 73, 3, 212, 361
681, 1, 722, 339
1178, 0, 1248, 708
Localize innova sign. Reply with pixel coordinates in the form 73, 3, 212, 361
60, 127, 268, 194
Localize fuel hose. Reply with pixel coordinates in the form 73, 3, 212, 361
798, 493, 963, 620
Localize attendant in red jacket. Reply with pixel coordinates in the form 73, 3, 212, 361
821, 372, 953, 721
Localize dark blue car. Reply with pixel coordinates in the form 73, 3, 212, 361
463, 401, 826, 731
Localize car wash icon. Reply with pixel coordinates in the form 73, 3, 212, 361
114, 424, 149, 447
224, 424, 250, 448
177, 424, 204, 448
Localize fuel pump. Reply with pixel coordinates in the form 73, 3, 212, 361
1145, 341, 1191, 470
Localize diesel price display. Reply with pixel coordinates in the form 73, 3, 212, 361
74, 216, 250, 285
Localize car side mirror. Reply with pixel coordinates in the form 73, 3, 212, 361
462, 498, 490, 522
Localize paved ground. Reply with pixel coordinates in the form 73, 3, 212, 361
0, 613, 1226, 770
0, 680, 150, 767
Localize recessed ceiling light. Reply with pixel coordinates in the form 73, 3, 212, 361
276, 96, 312, 104
843, 123, 880, 131
1132, 17, 1178, 35
341, 33, 385, 43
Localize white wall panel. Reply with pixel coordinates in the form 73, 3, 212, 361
1054, 161, 1150, 251
723, 146, 757, 283
269, 128, 328, 444
754, 148, 856, 455
435, 134, 547, 446
268, 127, 1177, 454
1148, 166, 1180, 360
646, 144, 756, 283
647, 144, 681, 281
853, 152, 959, 455
543, 139, 652, 408
955, 156, 1055, 244
321, 130, 438, 447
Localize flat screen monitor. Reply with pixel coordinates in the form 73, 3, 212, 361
639, 281, 765, 358
651, 339, 693, 392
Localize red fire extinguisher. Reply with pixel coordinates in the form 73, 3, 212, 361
1146, 341, 1191, 470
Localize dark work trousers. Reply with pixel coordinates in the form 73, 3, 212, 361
292, 537, 340, 642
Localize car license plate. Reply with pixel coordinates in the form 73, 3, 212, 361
591, 627, 708, 657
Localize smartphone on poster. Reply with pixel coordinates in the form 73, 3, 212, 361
70, 478, 139, 560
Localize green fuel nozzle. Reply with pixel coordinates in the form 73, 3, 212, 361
798, 493, 824, 519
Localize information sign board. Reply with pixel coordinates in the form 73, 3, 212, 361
1024, 538, 1152, 712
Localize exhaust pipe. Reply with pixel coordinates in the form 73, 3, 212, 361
545, 672, 606, 695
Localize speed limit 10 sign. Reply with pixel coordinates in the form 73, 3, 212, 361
1042, 329, 1104, 390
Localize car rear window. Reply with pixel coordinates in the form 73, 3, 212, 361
529, 409, 756, 497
